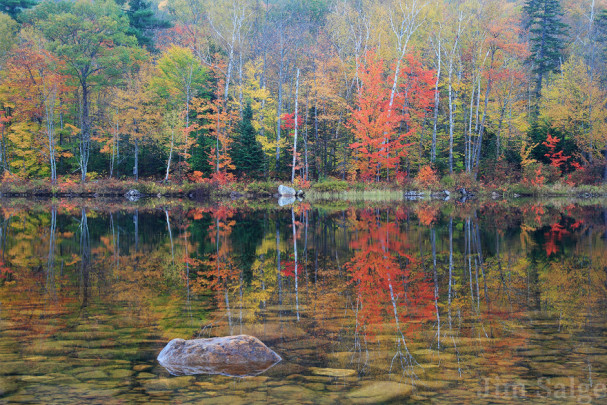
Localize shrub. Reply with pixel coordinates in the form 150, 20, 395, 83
247, 181, 277, 195
523, 163, 559, 186
312, 178, 349, 193
452, 172, 478, 191
440, 175, 455, 188
567, 161, 604, 185
414, 165, 440, 190
479, 158, 521, 186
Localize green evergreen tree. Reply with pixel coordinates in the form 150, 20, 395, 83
118, 0, 170, 52
0, 0, 36, 19
231, 103, 264, 179
523, 0, 568, 101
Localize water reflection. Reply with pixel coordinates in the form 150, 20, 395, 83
0, 200, 606, 403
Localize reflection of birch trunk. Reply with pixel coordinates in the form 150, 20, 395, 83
165, 209, 174, 264
303, 210, 309, 282
239, 268, 243, 334
260, 253, 266, 309
291, 208, 299, 321
466, 218, 474, 306
377, 213, 417, 377
448, 218, 453, 310
276, 221, 282, 305
110, 213, 119, 273
46, 206, 57, 299
134, 210, 139, 252
447, 217, 461, 375
496, 228, 512, 309
473, 218, 488, 310
79, 208, 90, 309
183, 226, 191, 322
432, 228, 440, 349
212, 217, 230, 333
0, 215, 9, 263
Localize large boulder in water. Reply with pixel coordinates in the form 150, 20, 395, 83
278, 184, 296, 196
157, 335, 281, 377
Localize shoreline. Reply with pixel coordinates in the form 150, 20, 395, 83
2, 178, 607, 202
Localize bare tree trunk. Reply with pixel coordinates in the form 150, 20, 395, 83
45, 85, 58, 184
165, 127, 174, 182
276, 37, 285, 173
291, 207, 299, 320
431, 39, 442, 164
79, 81, 91, 183
133, 136, 139, 181
291, 69, 300, 184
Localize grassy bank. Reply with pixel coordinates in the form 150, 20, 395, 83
2, 176, 607, 201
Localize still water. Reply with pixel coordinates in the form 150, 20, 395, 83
0, 198, 607, 404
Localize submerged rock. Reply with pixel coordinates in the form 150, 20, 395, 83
157, 335, 281, 377
311, 367, 357, 377
346, 381, 413, 404
278, 185, 296, 196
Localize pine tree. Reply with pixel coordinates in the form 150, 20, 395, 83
231, 103, 264, 179
118, 0, 171, 51
0, 0, 36, 19
523, 0, 568, 101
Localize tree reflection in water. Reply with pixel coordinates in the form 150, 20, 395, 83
0, 200, 606, 402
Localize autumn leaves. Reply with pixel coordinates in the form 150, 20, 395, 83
348, 52, 434, 182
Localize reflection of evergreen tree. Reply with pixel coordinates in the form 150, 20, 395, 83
231, 212, 265, 286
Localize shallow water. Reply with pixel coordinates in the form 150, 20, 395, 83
1, 199, 607, 404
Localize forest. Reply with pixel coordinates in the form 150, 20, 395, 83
0, 0, 606, 193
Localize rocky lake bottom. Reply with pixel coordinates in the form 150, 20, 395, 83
0, 199, 606, 403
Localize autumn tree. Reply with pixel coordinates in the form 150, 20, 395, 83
348, 52, 402, 181
0, 12, 17, 67
112, 63, 162, 181
241, 58, 277, 177
348, 51, 432, 182
0, 33, 72, 180
152, 45, 206, 154
541, 56, 607, 166
194, 68, 236, 184
25, 0, 142, 182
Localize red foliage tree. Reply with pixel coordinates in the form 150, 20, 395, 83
348, 51, 434, 182
542, 134, 570, 170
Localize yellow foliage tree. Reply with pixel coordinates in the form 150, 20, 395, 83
541, 57, 607, 160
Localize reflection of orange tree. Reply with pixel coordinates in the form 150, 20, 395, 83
193, 207, 239, 309
414, 203, 439, 226
345, 209, 433, 374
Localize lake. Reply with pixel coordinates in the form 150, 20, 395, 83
0, 198, 606, 404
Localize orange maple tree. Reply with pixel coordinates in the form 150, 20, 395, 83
348, 51, 434, 182
194, 62, 236, 185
